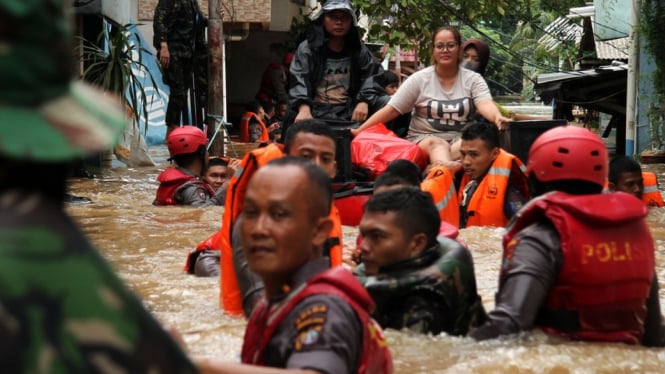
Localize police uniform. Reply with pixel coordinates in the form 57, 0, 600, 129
356, 237, 487, 336
470, 192, 665, 346
244, 258, 362, 373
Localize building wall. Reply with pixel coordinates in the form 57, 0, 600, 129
137, 0, 271, 23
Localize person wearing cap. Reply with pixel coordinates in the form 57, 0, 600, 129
256, 52, 294, 106
153, 0, 208, 136
154, 126, 226, 206
470, 126, 665, 346
0, 1, 197, 371
287, 0, 383, 128
354, 187, 487, 336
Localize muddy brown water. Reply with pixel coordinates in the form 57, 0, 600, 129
65, 146, 665, 373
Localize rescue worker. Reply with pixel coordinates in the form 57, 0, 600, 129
239, 100, 278, 143
456, 121, 529, 228
196, 157, 393, 372
255, 52, 293, 105
217, 120, 345, 316
355, 187, 486, 336
153, 0, 208, 137
154, 126, 225, 206
0, 1, 196, 370
607, 155, 664, 208
470, 126, 665, 346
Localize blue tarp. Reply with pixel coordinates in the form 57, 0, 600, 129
125, 22, 169, 145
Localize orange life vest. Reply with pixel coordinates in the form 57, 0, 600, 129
458, 150, 527, 228
421, 165, 459, 227
216, 144, 344, 316
642, 172, 664, 207
503, 191, 654, 344
239, 112, 269, 143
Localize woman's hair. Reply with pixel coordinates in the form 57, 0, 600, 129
430, 25, 462, 65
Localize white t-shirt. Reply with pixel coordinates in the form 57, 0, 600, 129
388, 66, 492, 141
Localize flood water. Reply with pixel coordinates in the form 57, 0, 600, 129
66, 144, 665, 373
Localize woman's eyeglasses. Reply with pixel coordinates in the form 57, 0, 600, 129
434, 42, 459, 51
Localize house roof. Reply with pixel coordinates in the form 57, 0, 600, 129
538, 6, 629, 62
535, 63, 628, 115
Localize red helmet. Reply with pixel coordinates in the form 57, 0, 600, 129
527, 125, 607, 187
166, 126, 208, 157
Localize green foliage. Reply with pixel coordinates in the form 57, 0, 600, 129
77, 23, 159, 133
641, 0, 665, 148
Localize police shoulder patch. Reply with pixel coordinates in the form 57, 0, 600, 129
293, 303, 328, 351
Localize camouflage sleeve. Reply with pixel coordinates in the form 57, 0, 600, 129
153, 0, 173, 48
0, 222, 198, 373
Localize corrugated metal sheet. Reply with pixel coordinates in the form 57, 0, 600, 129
595, 38, 629, 60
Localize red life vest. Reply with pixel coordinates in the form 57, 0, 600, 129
239, 112, 269, 143
241, 267, 393, 373
421, 165, 459, 227
503, 191, 654, 344
154, 167, 215, 206
458, 150, 527, 228
641, 171, 664, 207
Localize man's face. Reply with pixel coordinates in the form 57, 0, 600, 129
277, 104, 288, 118
204, 165, 228, 190
323, 10, 352, 38
611, 171, 644, 199
460, 137, 499, 181
240, 165, 331, 283
358, 210, 420, 275
287, 132, 337, 178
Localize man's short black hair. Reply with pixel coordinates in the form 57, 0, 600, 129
461, 121, 500, 150
245, 100, 263, 114
364, 187, 440, 247
608, 155, 641, 184
266, 156, 332, 217
283, 119, 336, 155
208, 157, 229, 167
374, 159, 422, 190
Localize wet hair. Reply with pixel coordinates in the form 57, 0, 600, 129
430, 26, 462, 65
365, 187, 440, 247
283, 119, 336, 155
265, 156, 332, 217
461, 121, 500, 149
529, 174, 603, 197
374, 159, 422, 190
245, 100, 263, 114
208, 157, 229, 167
608, 155, 641, 184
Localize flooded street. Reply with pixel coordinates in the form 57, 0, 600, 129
66, 145, 665, 373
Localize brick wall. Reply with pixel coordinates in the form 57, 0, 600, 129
138, 0, 270, 23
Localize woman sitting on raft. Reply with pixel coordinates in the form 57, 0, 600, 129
351, 26, 510, 171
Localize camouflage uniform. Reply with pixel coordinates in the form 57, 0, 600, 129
0, 191, 197, 372
153, 0, 207, 127
356, 237, 487, 336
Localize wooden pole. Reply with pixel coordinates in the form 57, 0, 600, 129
207, 0, 225, 156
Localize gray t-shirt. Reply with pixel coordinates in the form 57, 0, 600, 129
388, 66, 492, 141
